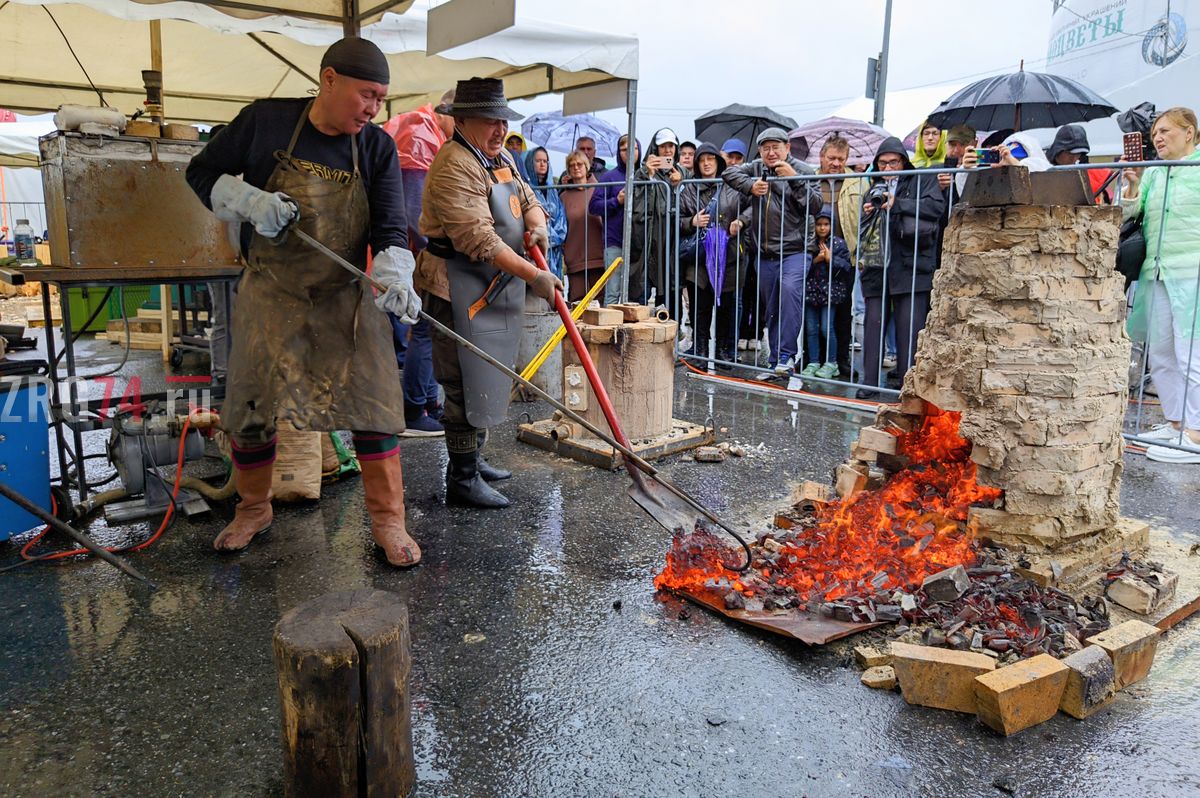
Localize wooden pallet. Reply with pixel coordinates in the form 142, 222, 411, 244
517, 416, 713, 470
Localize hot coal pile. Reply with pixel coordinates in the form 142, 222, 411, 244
653, 408, 1111, 657
895, 564, 1110, 662
655, 409, 1001, 606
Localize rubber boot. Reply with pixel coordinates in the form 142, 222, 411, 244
213, 464, 274, 551
445, 446, 510, 508
476, 429, 511, 482
360, 454, 421, 567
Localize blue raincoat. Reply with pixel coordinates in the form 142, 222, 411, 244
525, 147, 567, 278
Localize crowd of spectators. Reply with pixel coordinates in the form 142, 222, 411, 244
386, 99, 1200, 465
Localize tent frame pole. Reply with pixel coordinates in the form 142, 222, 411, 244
620, 79, 637, 304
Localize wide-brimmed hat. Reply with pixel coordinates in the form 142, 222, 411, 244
447, 77, 523, 121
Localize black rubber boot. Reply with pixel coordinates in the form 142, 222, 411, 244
445, 431, 510, 508
476, 429, 511, 482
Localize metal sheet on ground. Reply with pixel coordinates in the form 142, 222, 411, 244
679, 589, 884, 645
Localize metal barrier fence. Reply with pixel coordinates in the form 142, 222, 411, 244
535, 158, 1200, 458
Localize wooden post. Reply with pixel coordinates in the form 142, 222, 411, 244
159, 284, 172, 361
273, 589, 414, 798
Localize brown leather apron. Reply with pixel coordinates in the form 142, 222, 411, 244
223, 103, 405, 441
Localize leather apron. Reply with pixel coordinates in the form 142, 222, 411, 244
445, 148, 527, 428
223, 103, 405, 441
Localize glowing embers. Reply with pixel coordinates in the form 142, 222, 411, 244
654, 407, 1003, 611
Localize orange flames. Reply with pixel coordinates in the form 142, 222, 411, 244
654, 408, 1003, 605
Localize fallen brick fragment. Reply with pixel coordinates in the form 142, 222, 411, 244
1105, 571, 1177, 615
891, 641, 995, 713
857, 426, 899, 455
693, 446, 726, 463
973, 653, 1068, 735
861, 666, 897, 690
854, 645, 891, 669
1087, 620, 1161, 690
1059, 645, 1116, 719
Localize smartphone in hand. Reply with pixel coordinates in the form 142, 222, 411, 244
976, 148, 1001, 165
1123, 131, 1143, 162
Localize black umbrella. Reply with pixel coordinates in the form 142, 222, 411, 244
925, 71, 1117, 132
694, 103, 798, 151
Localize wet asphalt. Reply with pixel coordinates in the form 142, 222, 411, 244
1, 342, 1198, 798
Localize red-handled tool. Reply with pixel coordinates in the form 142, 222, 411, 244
524, 237, 641, 477
524, 234, 751, 568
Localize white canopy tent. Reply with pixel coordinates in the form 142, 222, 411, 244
0, 0, 638, 125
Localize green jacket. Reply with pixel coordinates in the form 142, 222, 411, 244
1128, 148, 1200, 340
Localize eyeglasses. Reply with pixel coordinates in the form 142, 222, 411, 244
877, 156, 904, 168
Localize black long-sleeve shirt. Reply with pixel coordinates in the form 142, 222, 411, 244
186, 98, 406, 257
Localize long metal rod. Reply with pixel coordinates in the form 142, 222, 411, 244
0, 482, 154, 585
289, 228, 752, 558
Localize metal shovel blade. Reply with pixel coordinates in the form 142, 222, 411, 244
627, 477, 702, 535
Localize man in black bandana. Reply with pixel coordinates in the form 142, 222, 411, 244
186, 36, 424, 567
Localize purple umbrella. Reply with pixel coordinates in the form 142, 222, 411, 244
788, 116, 892, 168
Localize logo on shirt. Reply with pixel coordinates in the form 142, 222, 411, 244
293, 157, 354, 185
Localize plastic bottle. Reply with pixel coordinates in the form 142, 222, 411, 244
13, 219, 35, 262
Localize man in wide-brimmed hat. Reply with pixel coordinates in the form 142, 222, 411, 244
415, 77, 559, 509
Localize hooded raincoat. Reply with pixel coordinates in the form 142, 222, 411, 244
679, 143, 746, 294
860, 136, 946, 298
524, 147, 567, 278
911, 121, 947, 169
589, 135, 640, 250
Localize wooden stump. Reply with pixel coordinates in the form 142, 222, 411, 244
273, 589, 413, 798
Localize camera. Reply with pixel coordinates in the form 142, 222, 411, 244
866, 184, 890, 209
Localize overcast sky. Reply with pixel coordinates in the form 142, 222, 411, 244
508, 0, 1055, 154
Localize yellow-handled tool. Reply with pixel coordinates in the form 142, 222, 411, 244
520, 256, 622, 382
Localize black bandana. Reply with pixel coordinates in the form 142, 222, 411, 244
320, 37, 389, 85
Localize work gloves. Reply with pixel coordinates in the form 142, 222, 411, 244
372, 246, 421, 325
528, 270, 563, 309
210, 174, 298, 238
527, 225, 550, 256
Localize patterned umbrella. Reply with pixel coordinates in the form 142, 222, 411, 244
787, 116, 892, 168
521, 111, 620, 157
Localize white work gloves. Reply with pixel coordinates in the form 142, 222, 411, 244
210, 173, 298, 238
372, 246, 421, 325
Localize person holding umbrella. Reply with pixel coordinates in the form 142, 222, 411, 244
679, 142, 743, 366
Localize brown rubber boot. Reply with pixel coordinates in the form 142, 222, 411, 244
213, 464, 274, 551
360, 454, 421, 567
